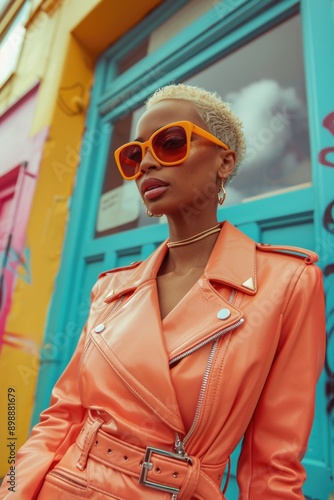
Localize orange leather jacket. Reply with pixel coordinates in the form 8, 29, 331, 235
1, 222, 326, 499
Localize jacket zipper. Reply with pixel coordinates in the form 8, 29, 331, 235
49, 470, 86, 488
173, 317, 243, 453
169, 317, 243, 367
183, 336, 220, 448
172, 289, 242, 452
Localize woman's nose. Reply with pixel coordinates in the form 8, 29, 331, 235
139, 148, 161, 174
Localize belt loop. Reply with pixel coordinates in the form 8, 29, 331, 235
178, 455, 200, 500
76, 418, 104, 471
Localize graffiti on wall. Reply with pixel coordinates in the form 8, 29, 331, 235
319, 112, 334, 168
318, 111, 334, 414
0, 246, 34, 353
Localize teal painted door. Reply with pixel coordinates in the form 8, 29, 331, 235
34, 0, 334, 498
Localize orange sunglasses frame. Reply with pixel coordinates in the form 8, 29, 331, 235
114, 120, 229, 180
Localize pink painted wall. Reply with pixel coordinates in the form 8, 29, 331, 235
0, 85, 48, 347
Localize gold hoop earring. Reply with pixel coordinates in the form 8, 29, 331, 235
146, 208, 163, 218
218, 181, 226, 206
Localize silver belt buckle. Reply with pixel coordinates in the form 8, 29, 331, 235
139, 446, 192, 495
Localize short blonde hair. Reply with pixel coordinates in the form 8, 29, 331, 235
146, 83, 246, 180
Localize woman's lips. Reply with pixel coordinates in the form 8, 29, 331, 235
144, 185, 169, 200
141, 178, 169, 200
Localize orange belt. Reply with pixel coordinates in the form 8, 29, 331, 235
76, 418, 226, 499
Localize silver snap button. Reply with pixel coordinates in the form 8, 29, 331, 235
94, 323, 105, 333
217, 308, 231, 320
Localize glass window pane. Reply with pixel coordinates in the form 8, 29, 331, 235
184, 14, 310, 206
0, 1, 31, 86
117, 38, 149, 75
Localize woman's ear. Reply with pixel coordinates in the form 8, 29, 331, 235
218, 150, 236, 181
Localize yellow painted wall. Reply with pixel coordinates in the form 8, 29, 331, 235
0, 0, 162, 478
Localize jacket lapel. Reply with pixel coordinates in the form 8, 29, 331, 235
163, 222, 257, 360
91, 242, 186, 433
206, 221, 257, 295
163, 278, 243, 361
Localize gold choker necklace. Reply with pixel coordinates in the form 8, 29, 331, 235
167, 224, 221, 248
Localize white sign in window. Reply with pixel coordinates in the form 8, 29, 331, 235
96, 182, 140, 232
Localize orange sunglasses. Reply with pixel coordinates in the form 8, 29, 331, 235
114, 120, 229, 180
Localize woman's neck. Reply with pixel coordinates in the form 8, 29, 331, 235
161, 220, 221, 275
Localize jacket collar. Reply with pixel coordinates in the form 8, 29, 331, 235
104, 221, 257, 303
205, 221, 257, 294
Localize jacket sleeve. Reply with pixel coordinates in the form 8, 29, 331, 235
237, 262, 326, 499
0, 282, 100, 499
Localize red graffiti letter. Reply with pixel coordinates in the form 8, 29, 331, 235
323, 112, 334, 136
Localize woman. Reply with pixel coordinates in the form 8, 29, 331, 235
0, 84, 326, 499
